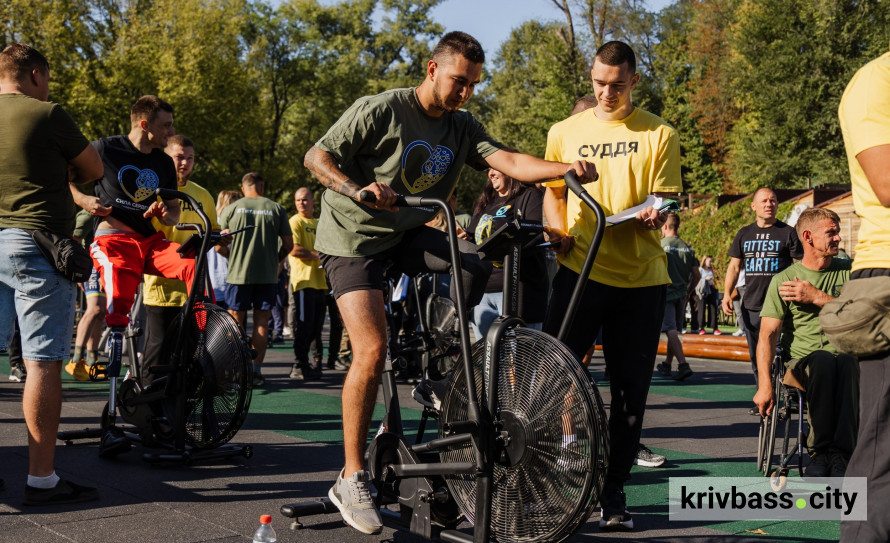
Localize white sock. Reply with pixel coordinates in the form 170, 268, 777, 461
27, 471, 60, 489
563, 434, 577, 447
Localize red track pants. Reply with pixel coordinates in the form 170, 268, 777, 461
90, 232, 195, 328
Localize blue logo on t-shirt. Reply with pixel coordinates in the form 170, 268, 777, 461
118, 165, 160, 202
400, 141, 454, 193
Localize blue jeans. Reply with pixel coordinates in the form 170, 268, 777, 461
471, 291, 543, 340
0, 228, 76, 361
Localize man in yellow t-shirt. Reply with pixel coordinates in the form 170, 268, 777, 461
288, 187, 327, 381
141, 135, 218, 384
838, 50, 890, 543
542, 41, 681, 532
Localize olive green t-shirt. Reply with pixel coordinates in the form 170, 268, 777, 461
760, 259, 851, 359
661, 235, 699, 302
219, 196, 291, 285
315, 87, 503, 257
0, 94, 91, 235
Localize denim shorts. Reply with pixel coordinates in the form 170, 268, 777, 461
0, 228, 77, 361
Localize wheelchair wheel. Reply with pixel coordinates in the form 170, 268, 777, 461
759, 371, 783, 476
439, 327, 609, 542
161, 303, 253, 449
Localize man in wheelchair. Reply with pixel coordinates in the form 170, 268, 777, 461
753, 208, 858, 477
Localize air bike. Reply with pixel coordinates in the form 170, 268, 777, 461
280, 172, 609, 541
58, 188, 255, 465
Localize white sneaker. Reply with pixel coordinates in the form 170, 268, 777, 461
282, 325, 293, 338
732, 329, 745, 337
328, 469, 383, 534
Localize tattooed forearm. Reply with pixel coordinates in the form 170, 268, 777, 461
304, 145, 363, 199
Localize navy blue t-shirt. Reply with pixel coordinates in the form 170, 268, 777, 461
93, 135, 176, 236
729, 220, 803, 311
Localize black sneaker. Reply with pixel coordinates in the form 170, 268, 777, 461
8, 365, 26, 382
829, 452, 849, 478
599, 488, 633, 530
412, 378, 445, 411
805, 451, 831, 478
289, 364, 306, 380
634, 444, 666, 467
326, 358, 337, 370
99, 426, 132, 458
23, 479, 99, 506
673, 364, 694, 381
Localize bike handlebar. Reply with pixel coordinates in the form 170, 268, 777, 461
358, 189, 430, 208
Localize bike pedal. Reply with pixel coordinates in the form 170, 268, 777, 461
89, 363, 110, 381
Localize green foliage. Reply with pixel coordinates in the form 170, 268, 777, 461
726, 0, 890, 191
680, 195, 797, 284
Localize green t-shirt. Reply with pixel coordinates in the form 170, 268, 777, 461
760, 259, 851, 359
314, 87, 503, 257
219, 196, 290, 285
0, 94, 91, 235
661, 235, 699, 302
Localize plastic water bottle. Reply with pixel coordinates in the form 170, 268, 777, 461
253, 515, 277, 543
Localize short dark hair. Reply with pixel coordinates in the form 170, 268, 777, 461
130, 95, 174, 125
242, 172, 263, 186
664, 211, 681, 231
595, 41, 636, 74
0, 43, 49, 82
167, 134, 194, 150
432, 31, 485, 65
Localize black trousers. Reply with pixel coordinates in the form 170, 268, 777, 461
293, 288, 326, 366
841, 351, 890, 542
543, 266, 666, 490
142, 305, 181, 385
739, 304, 762, 384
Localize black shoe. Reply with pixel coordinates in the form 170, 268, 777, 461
23, 479, 99, 506
8, 365, 26, 382
305, 366, 322, 379
326, 358, 337, 370
599, 488, 633, 531
673, 364, 693, 381
99, 427, 132, 458
805, 451, 831, 478
829, 453, 849, 478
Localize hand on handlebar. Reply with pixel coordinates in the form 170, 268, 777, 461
357, 182, 399, 212
569, 160, 599, 184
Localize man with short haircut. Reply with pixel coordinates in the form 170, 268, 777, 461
140, 135, 218, 385
722, 187, 802, 393
218, 172, 293, 387
86, 95, 198, 454
838, 49, 890, 543
0, 43, 104, 505
542, 40, 681, 531
288, 187, 326, 381
304, 31, 597, 534
656, 212, 700, 381
753, 208, 856, 477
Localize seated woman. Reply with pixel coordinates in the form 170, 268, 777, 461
463, 168, 548, 339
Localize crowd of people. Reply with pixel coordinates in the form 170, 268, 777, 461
2, 32, 889, 542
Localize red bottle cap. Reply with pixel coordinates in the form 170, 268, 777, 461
260, 515, 272, 523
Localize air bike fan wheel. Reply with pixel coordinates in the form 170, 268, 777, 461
160, 302, 253, 449
439, 327, 609, 542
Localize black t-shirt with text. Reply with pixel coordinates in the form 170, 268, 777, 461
93, 135, 176, 237
728, 220, 803, 311
467, 187, 548, 322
